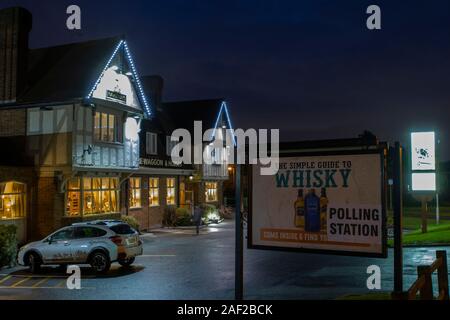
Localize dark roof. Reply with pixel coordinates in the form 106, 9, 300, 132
162, 99, 224, 132
16, 36, 122, 105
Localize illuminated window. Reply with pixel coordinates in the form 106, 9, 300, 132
205, 182, 218, 202
149, 178, 159, 207
166, 178, 176, 205
108, 114, 115, 142
65, 177, 119, 216
94, 112, 118, 143
0, 182, 26, 220
94, 112, 101, 140
129, 178, 141, 208
66, 178, 81, 216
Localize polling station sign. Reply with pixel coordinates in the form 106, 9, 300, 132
248, 149, 387, 258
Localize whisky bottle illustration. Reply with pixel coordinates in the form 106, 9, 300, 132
294, 189, 305, 229
320, 188, 328, 231
305, 189, 321, 232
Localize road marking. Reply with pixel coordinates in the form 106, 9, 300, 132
32, 277, 50, 288
11, 277, 31, 288
0, 273, 96, 279
0, 276, 12, 285
55, 279, 67, 288
140, 254, 176, 257
0, 286, 95, 290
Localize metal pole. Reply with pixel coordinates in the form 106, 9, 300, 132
393, 142, 404, 295
389, 184, 393, 211
235, 164, 243, 300
436, 193, 440, 225
421, 196, 428, 233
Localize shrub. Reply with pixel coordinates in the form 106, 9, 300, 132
201, 204, 221, 223
200, 204, 216, 218
0, 224, 18, 269
175, 207, 192, 226
163, 206, 177, 227
121, 215, 140, 232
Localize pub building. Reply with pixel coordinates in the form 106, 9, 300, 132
0, 7, 235, 241
128, 75, 234, 230
0, 7, 151, 242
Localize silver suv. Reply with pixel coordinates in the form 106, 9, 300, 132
18, 220, 143, 274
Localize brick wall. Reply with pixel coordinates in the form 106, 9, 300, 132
35, 176, 65, 238
0, 7, 32, 103
0, 109, 26, 136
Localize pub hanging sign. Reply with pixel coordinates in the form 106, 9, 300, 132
106, 90, 127, 104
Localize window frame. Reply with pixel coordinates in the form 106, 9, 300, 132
166, 135, 179, 157
94, 111, 120, 143
65, 177, 120, 216
146, 132, 158, 155
0, 181, 27, 220
148, 177, 160, 207
129, 177, 142, 209
205, 182, 218, 202
166, 177, 176, 206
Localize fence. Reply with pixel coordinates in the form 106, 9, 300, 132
405, 250, 449, 300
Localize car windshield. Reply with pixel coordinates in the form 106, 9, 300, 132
109, 223, 135, 235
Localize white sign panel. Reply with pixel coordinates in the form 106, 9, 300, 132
411, 132, 435, 171
250, 151, 386, 257
412, 173, 436, 192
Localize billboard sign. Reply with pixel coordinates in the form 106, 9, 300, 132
410, 131, 436, 192
411, 132, 435, 171
249, 149, 387, 258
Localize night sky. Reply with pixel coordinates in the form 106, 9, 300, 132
2, 0, 450, 160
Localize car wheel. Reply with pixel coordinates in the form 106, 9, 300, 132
89, 251, 111, 274
27, 252, 41, 274
118, 257, 135, 267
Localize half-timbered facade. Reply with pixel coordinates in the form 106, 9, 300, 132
0, 7, 150, 242
128, 94, 235, 230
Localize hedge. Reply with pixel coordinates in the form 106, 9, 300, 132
0, 224, 18, 269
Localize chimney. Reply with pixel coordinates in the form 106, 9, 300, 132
141, 75, 164, 112
0, 7, 32, 104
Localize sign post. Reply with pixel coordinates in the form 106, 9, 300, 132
392, 142, 404, 296
410, 131, 437, 233
235, 164, 243, 300
420, 196, 428, 234
436, 193, 440, 225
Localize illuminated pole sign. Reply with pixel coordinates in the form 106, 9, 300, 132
410, 132, 436, 192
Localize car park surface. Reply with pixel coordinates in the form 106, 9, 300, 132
1, 221, 449, 300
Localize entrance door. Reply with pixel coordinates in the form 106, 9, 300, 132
179, 182, 194, 212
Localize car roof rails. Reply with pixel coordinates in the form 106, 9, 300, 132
71, 219, 123, 226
